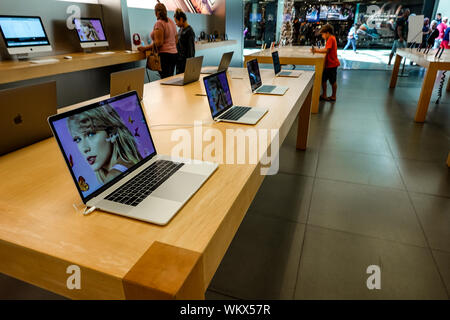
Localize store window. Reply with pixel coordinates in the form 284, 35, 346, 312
244, 0, 279, 48
290, 0, 424, 49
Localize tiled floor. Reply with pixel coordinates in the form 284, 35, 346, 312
1, 69, 449, 300
207, 69, 450, 300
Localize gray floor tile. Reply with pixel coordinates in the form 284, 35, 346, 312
317, 150, 404, 189
410, 193, 450, 252
432, 250, 450, 298
279, 146, 319, 177
309, 179, 427, 246
248, 173, 313, 224
210, 214, 305, 299
396, 159, 450, 197
386, 134, 450, 162
278, 118, 320, 176
313, 115, 385, 135
379, 119, 449, 139
295, 226, 448, 300
320, 129, 392, 156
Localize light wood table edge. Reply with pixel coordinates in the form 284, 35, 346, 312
0, 234, 125, 300
0, 51, 145, 85
122, 241, 204, 300
447, 152, 450, 167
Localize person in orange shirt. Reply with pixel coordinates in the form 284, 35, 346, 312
311, 24, 340, 101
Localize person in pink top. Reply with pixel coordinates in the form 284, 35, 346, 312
435, 17, 448, 48
138, 3, 178, 79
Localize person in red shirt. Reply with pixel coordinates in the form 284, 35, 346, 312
311, 24, 340, 101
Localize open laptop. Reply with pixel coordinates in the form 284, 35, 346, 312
161, 56, 203, 86
48, 91, 217, 225
203, 71, 268, 125
272, 51, 302, 78
201, 51, 234, 74
0, 81, 57, 156
247, 59, 288, 96
110, 67, 145, 101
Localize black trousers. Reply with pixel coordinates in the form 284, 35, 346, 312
159, 52, 177, 79
176, 58, 186, 75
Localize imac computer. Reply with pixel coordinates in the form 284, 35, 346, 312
73, 18, 109, 50
0, 15, 52, 56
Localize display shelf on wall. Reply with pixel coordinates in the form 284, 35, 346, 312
195, 40, 237, 51
0, 50, 146, 85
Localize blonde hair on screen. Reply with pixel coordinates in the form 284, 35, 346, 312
67, 105, 142, 183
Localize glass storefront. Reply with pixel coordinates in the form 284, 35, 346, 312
243, 0, 279, 48
244, 0, 426, 49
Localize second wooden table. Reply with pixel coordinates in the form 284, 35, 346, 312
244, 46, 326, 114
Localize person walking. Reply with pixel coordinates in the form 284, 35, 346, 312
435, 17, 448, 48
422, 17, 431, 47
343, 24, 358, 53
388, 8, 410, 65
138, 3, 178, 79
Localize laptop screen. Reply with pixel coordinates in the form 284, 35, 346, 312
203, 71, 233, 118
247, 59, 262, 92
272, 51, 281, 75
49, 92, 156, 201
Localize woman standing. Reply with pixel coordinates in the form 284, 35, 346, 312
174, 9, 196, 74
138, 3, 178, 79
343, 24, 358, 53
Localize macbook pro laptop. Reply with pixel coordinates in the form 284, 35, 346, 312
247, 59, 288, 96
110, 67, 145, 100
0, 81, 57, 156
161, 56, 203, 86
201, 51, 234, 74
48, 91, 217, 225
272, 51, 302, 78
203, 71, 268, 125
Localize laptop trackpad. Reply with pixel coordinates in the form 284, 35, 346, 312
151, 172, 205, 202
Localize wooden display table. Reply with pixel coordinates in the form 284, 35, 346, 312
389, 48, 450, 122
0, 68, 314, 299
244, 46, 326, 114
0, 50, 145, 85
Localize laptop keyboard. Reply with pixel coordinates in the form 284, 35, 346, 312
258, 85, 276, 93
218, 106, 251, 121
105, 160, 184, 207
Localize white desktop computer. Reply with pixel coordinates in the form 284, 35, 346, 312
0, 15, 52, 56
73, 18, 109, 50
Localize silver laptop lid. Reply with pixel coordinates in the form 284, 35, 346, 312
110, 67, 145, 100
0, 81, 56, 156
48, 91, 157, 203
217, 51, 234, 72
183, 55, 204, 84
